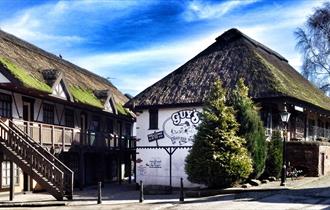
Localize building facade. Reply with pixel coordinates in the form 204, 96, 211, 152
126, 28, 330, 187
0, 30, 135, 200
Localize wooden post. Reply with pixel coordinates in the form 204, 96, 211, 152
71, 129, 74, 145
118, 156, 122, 185
26, 122, 30, 136
9, 161, 14, 201
51, 125, 54, 148
39, 124, 43, 145
79, 150, 85, 190
128, 154, 132, 184
62, 127, 65, 151
134, 153, 137, 183
164, 147, 177, 191
23, 172, 31, 192
169, 147, 172, 190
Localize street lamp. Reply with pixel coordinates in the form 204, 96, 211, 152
280, 105, 291, 186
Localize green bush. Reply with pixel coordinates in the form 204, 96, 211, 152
185, 80, 253, 188
231, 78, 267, 179
263, 130, 283, 178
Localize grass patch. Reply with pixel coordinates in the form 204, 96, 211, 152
0, 57, 52, 93
116, 103, 132, 117
69, 86, 103, 108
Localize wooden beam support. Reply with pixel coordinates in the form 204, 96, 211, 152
9, 161, 14, 201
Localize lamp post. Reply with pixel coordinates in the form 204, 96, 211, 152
280, 105, 291, 186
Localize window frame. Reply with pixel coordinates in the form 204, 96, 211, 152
0, 93, 12, 118
149, 109, 158, 130
64, 108, 74, 127
43, 103, 55, 124
1, 160, 19, 188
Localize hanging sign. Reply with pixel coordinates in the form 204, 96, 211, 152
147, 131, 165, 142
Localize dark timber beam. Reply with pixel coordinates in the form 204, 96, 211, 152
79, 150, 85, 190
9, 161, 14, 201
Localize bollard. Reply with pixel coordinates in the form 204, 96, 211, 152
97, 181, 102, 204
139, 180, 144, 203
179, 177, 184, 202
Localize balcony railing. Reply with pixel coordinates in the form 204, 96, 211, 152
12, 120, 136, 150
308, 126, 330, 141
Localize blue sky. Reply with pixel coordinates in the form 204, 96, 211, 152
0, 0, 327, 95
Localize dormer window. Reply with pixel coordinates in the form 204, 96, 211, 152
42, 69, 73, 102
53, 80, 67, 99
104, 100, 113, 113
93, 89, 117, 114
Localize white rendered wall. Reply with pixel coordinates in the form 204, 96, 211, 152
136, 107, 203, 187
0, 72, 10, 83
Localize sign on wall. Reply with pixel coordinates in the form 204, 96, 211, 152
163, 109, 201, 145
147, 158, 162, 168
147, 131, 165, 142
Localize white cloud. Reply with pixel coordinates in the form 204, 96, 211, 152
183, 0, 259, 21
73, 0, 328, 95
0, 0, 327, 96
70, 34, 219, 95
0, 0, 148, 48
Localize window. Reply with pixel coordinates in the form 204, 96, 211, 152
149, 109, 158, 129
65, 109, 74, 127
308, 119, 315, 138
125, 123, 131, 136
91, 116, 100, 132
1, 161, 19, 188
106, 118, 114, 133
43, 103, 54, 124
0, 93, 11, 118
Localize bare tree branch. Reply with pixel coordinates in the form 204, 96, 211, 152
295, 2, 330, 94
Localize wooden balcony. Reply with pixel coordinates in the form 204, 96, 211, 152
12, 120, 136, 151
309, 126, 330, 141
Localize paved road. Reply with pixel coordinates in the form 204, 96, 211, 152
6, 176, 330, 209
7, 193, 330, 210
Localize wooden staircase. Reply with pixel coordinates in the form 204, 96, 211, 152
0, 120, 73, 201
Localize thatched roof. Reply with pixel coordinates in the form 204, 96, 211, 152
126, 28, 330, 112
0, 29, 131, 116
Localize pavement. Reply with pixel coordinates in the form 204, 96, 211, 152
1, 176, 330, 209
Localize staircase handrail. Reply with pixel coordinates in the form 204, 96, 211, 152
8, 120, 73, 197
9, 121, 73, 172
0, 120, 64, 193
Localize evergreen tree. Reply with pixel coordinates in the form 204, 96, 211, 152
263, 130, 283, 178
185, 80, 253, 188
231, 78, 267, 178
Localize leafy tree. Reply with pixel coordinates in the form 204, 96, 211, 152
263, 131, 283, 178
231, 78, 267, 179
295, 2, 330, 92
185, 80, 253, 188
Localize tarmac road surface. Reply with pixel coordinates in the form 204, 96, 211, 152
5, 176, 330, 210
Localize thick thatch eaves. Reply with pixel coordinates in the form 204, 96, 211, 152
0, 29, 132, 117
126, 28, 330, 112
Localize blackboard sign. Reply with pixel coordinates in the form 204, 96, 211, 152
148, 131, 165, 142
